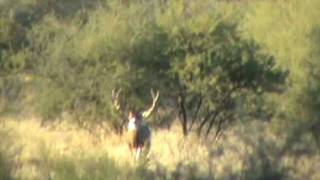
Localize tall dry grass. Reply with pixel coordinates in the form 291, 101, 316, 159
0, 117, 319, 180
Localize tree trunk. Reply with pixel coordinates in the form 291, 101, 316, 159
178, 94, 188, 136
205, 112, 221, 137
197, 110, 216, 136
188, 96, 202, 131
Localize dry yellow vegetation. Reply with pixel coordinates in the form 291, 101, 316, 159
0, 117, 319, 180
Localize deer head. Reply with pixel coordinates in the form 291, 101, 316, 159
112, 88, 159, 126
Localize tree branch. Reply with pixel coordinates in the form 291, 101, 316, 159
188, 95, 203, 131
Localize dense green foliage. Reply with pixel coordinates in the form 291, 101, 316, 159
242, 0, 320, 152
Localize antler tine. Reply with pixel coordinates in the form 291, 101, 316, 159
116, 88, 122, 98
111, 88, 122, 111
151, 89, 159, 103
142, 89, 160, 118
112, 88, 121, 98
112, 89, 116, 99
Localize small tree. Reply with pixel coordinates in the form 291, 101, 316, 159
167, 22, 286, 137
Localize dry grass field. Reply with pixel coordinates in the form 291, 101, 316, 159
0, 116, 319, 180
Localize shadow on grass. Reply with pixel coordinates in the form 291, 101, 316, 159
0, 150, 161, 180
45, 155, 158, 180
0, 152, 12, 180
0, 124, 13, 180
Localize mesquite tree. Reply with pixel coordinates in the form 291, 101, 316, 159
167, 22, 286, 137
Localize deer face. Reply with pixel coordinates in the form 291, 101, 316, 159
128, 111, 142, 131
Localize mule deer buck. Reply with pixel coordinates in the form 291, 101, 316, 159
112, 88, 159, 160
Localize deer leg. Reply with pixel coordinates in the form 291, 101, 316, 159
136, 147, 142, 160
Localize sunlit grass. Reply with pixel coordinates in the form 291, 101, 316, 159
0, 117, 319, 180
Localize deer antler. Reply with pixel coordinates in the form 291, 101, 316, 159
112, 88, 122, 111
142, 89, 160, 118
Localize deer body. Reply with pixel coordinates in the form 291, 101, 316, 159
112, 89, 159, 160
127, 118, 151, 160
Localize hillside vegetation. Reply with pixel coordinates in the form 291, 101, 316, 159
0, 0, 319, 179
